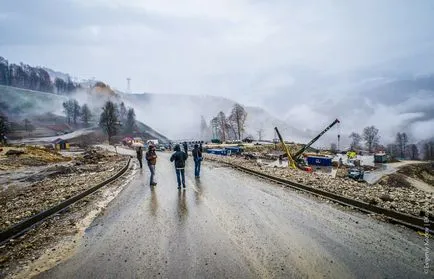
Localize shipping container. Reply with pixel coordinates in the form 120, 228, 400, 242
206, 148, 228, 156
307, 156, 332, 166
374, 154, 388, 163
225, 146, 243, 155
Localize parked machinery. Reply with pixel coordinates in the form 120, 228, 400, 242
348, 168, 364, 181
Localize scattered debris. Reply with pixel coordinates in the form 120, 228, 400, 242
5, 150, 25, 156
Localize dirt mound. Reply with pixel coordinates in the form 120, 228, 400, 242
0, 146, 70, 170
378, 173, 412, 188
79, 149, 106, 164
398, 163, 434, 186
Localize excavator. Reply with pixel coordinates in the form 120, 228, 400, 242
275, 118, 340, 171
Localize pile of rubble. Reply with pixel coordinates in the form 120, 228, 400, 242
204, 154, 434, 218
0, 147, 70, 170
0, 150, 126, 231
77, 149, 106, 164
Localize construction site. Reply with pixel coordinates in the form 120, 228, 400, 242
202, 118, 434, 220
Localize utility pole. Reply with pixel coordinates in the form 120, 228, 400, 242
257, 129, 263, 141
126, 78, 131, 93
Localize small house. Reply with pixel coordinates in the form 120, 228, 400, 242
52, 138, 70, 150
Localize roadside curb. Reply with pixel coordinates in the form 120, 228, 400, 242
0, 157, 132, 245
206, 156, 433, 233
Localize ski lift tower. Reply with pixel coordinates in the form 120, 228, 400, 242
126, 78, 131, 93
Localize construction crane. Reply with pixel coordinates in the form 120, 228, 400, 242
292, 118, 340, 160
275, 118, 340, 170
274, 127, 297, 169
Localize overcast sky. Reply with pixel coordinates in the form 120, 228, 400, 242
1, 0, 434, 141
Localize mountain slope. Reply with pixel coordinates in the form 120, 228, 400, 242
0, 85, 169, 142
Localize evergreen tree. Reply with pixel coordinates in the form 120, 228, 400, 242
99, 101, 119, 144
124, 107, 136, 134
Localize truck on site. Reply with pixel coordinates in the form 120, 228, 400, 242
147, 139, 159, 146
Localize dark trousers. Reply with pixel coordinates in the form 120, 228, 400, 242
148, 164, 156, 184
176, 168, 185, 187
137, 158, 143, 168
194, 158, 201, 177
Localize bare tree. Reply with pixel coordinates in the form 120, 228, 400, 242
23, 118, 35, 136
226, 121, 237, 141
216, 111, 228, 142
228, 104, 247, 140
362, 126, 380, 153
423, 141, 434, 160
395, 132, 409, 158
407, 144, 419, 160
62, 99, 80, 125
349, 132, 362, 150
62, 100, 72, 124
387, 143, 399, 159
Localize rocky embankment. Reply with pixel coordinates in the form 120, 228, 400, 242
204, 154, 434, 219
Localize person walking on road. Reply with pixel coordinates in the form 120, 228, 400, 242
136, 146, 143, 169
183, 141, 188, 156
192, 144, 203, 178
146, 145, 157, 186
170, 144, 188, 189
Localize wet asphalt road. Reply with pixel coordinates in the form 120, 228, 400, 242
38, 151, 432, 278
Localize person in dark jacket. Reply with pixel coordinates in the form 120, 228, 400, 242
183, 141, 188, 155
136, 146, 143, 168
146, 145, 157, 186
170, 144, 188, 189
192, 144, 202, 177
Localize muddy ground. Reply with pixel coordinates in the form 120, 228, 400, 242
204, 154, 434, 219
0, 146, 131, 278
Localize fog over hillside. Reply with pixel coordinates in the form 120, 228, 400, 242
2, 1, 434, 147
121, 92, 337, 146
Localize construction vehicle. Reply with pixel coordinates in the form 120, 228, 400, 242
274, 127, 297, 169
275, 118, 340, 171
348, 167, 364, 181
